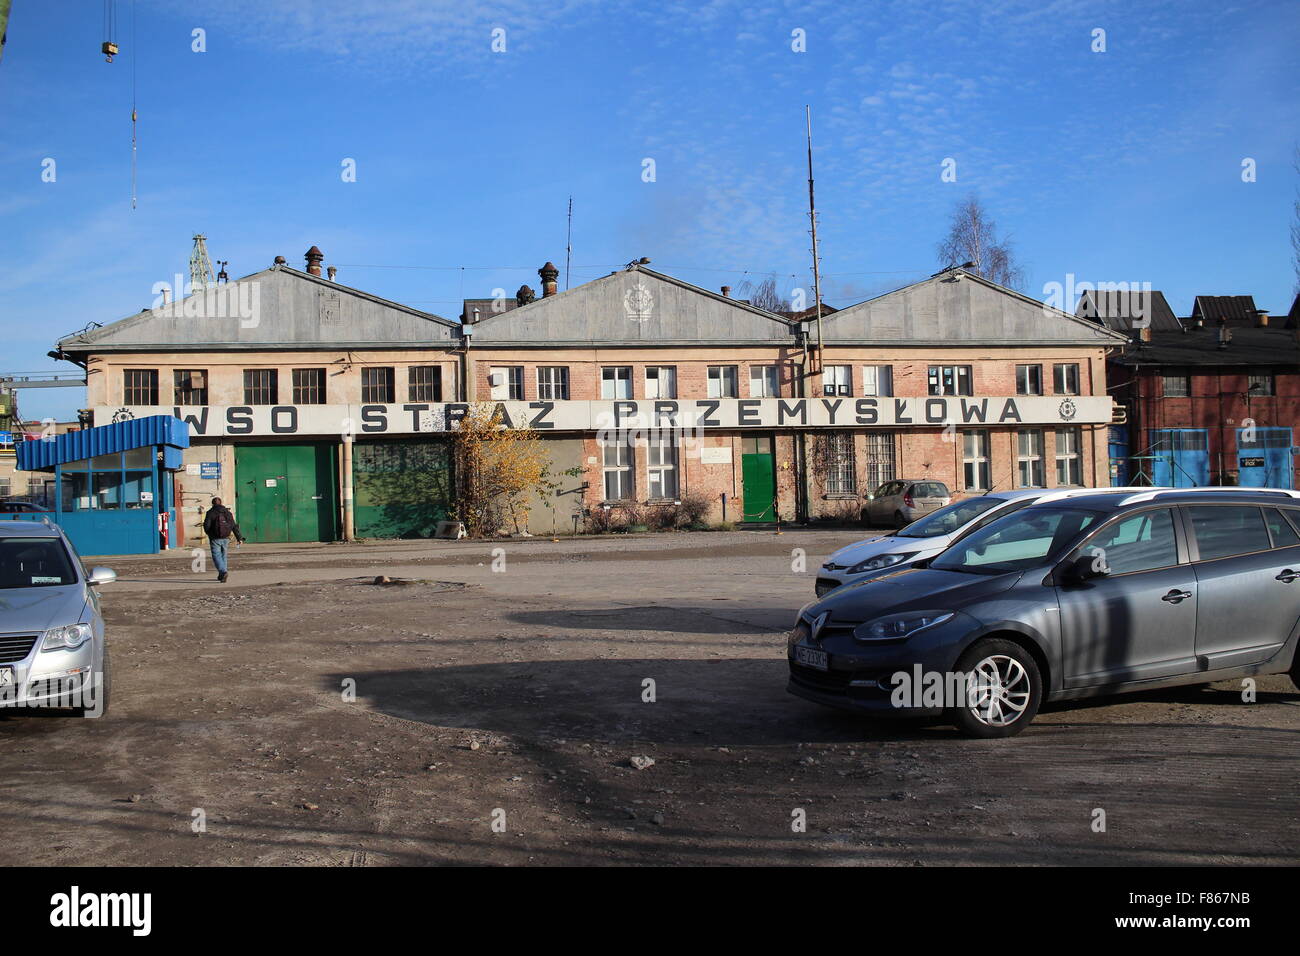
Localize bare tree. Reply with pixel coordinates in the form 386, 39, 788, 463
738, 274, 791, 313
937, 194, 1024, 289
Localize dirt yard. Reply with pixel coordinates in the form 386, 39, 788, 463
0, 530, 1296, 866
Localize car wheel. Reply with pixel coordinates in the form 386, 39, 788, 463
1290, 647, 1300, 693
949, 639, 1042, 738
75, 644, 111, 718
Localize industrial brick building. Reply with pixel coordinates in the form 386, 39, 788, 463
48, 249, 1125, 547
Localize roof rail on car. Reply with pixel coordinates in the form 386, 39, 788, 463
1119, 487, 1300, 505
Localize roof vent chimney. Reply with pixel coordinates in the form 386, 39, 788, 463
305, 246, 324, 277
327, 265, 337, 282
720, 285, 731, 298
274, 255, 287, 266
1217, 326, 1232, 349
539, 262, 559, 298
516, 285, 536, 306
1255, 309, 1270, 327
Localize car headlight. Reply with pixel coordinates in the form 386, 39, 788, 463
787, 620, 811, 651
854, 610, 954, 642
848, 552, 917, 575
41, 623, 93, 651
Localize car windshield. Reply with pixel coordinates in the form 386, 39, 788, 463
0, 537, 78, 589
930, 507, 1099, 574
898, 496, 1002, 538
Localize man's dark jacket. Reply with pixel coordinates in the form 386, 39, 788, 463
203, 505, 244, 542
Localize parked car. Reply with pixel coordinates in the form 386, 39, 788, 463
0, 519, 114, 716
861, 480, 950, 528
788, 488, 1300, 737
0, 499, 51, 515
816, 487, 1167, 596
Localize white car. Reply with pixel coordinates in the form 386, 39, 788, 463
814, 487, 1166, 596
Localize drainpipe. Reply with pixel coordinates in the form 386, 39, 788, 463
341, 435, 355, 541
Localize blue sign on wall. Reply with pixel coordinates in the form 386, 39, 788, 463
200, 462, 221, 480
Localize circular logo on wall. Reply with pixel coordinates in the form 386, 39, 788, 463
111, 407, 136, 424
624, 282, 654, 322
1058, 399, 1077, 421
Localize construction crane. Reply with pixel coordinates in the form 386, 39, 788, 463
102, 0, 118, 61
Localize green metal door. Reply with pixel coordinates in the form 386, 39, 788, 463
740, 435, 776, 522
353, 439, 453, 538
235, 444, 339, 543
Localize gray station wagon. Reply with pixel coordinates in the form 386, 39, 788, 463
0, 519, 115, 717
861, 480, 951, 528
789, 488, 1300, 737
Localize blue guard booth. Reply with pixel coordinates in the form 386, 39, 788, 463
16, 416, 190, 556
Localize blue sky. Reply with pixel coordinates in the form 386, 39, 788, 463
2, 0, 1297, 422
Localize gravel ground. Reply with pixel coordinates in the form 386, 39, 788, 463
0, 529, 1296, 866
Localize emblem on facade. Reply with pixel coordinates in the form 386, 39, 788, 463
624, 282, 654, 322
111, 407, 136, 424
1058, 398, 1077, 422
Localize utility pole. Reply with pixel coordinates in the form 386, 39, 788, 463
805, 105, 824, 375
565, 196, 573, 291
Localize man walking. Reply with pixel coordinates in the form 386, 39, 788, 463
202, 497, 245, 583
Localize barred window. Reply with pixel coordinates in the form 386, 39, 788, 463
862, 431, 896, 488
362, 367, 395, 404
173, 369, 207, 405
243, 369, 278, 406
409, 366, 443, 402
1248, 373, 1274, 397
123, 369, 158, 405
823, 432, 857, 496
1162, 374, 1190, 398
293, 368, 326, 404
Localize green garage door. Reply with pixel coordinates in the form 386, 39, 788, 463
235, 444, 339, 543
353, 439, 453, 538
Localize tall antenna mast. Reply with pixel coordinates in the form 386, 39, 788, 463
805, 105, 824, 373
565, 196, 573, 291
189, 234, 215, 292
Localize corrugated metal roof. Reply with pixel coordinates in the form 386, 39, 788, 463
16, 415, 189, 471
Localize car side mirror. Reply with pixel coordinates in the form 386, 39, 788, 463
88, 567, 117, 586
1064, 553, 1108, 584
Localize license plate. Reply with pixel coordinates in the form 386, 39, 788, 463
795, 645, 828, 671
0, 668, 12, 687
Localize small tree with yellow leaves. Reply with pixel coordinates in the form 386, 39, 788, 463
451, 403, 557, 536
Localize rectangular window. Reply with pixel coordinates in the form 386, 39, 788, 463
536, 366, 569, 400
292, 368, 326, 404
1016, 364, 1042, 396
123, 369, 159, 405
1017, 429, 1045, 487
362, 367, 396, 404
823, 432, 857, 495
647, 436, 679, 499
644, 366, 677, 399
822, 365, 852, 397
408, 366, 443, 402
172, 369, 207, 405
1053, 363, 1080, 396
862, 431, 896, 489
707, 365, 738, 398
490, 366, 524, 401
1162, 373, 1190, 398
601, 438, 634, 501
1055, 427, 1082, 485
928, 365, 972, 396
1187, 505, 1272, 561
1248, 373, 1274, 397
1085, 509, 1178, 574
601, 366, 632, 400
962, 430, 991, 491
861, 365, 892, 397
243, 369, 278, 406
749, 365, 779, 398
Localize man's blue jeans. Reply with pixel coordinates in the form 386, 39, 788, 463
210, 537, 229, 574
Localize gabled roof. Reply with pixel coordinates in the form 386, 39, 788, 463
1190, 295, 1259, 326
822, 269, 1129, 346
463, 266, 796, 346
58, 265, 459, 354
1075, 288, 1181, 332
